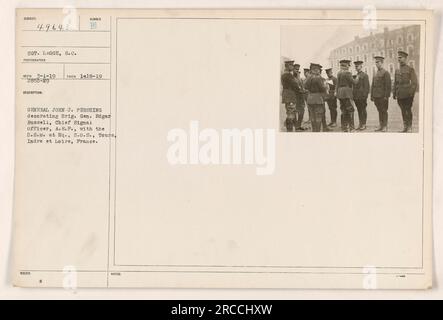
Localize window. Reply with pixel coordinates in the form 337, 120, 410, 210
397, 35, 403, 44
356, 45, 360, 53
380, 50, 385, 57
349, 47, 353, 54
409, 61, 415, 68
407, 45, 414, 57
356, 55, 360, 62
389, 39, 394, 46
389, 49, 394, 59
407, 33, 414, 42
363, 43, 368, 51
364, 54, 368, 62
342, 48, 346, 54
398, 46, 404, 53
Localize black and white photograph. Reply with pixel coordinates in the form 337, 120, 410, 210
280, 24, 420, 133
4, 6, 438, 297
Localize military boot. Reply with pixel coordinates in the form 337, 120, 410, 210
382, 112, 388, 132
349, 113, 355, 132
285, 119, 294, 132
375, 112, 383, 131
400, 121, 408, 133
295, 111, 305, 131
407, 117, 413, 132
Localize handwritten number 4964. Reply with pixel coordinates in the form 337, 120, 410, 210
36, 24, 64, 32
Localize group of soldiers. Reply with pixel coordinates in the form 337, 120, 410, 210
281, 50, 417, 133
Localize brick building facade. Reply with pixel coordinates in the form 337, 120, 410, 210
328, 25, 420, 84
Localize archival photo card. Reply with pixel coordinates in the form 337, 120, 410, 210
13, 9, 433, 289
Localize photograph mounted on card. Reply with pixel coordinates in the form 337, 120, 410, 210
13, 9, 433, 289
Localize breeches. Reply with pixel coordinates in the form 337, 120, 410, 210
374, 98, 389, 127
354, 99, 368, 125
398, 97, 414, 127
326, 98, 337, 123
308, 104, 325, 132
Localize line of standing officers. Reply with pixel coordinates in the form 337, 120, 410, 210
281, 51, 417, 133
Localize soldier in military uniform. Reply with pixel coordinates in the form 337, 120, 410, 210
370, 56, 392, 132
293, 63, 301, 75
302, 68, 311, 128
319, 68, 331, 132
304, 63, 327, 132
352, 61, 370, 131
293, 64, 307, 131
302, 68, 311, 102
336, 59, 355, 132
281, 60, 303, 132
325, 68, 338, 127
393, 51, 418, 133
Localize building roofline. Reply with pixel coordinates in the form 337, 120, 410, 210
331, 25, 419, 51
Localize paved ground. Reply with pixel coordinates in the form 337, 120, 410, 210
280, 96, 419, 133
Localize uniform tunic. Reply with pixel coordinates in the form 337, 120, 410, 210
353, 71, 370, 126
325, 76, 338, 123
294, 76, 306, 111
336, 70, 355, 131
353, 71, 370, 100
281, 72, 302, 104
371, 68, 391, 99
393, 64, 417, 99
281, 71, 303, 125
305, 75, 326, 105
336, 70, 353, 99
371, 68, 392, 129
304, 75, 327, 132
394, 64, 418, 129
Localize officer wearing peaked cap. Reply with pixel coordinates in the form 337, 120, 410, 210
371, 56, 392, 132
293, 63, 307, 131
325, 67, 338, 127
352, 60, 370, 131
318, 66, 331, 132
281, 60, 303, 132
336, 59, 355, 132
293, 63, 301, 73
394, 50, 418, 133
302, 68, 311, 127
304, 63, 327, 132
